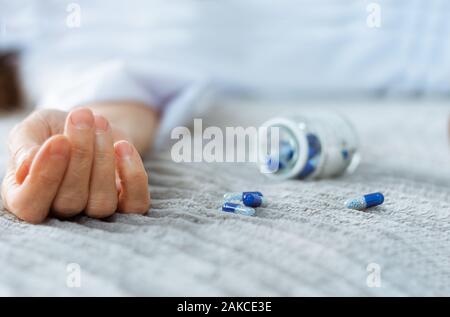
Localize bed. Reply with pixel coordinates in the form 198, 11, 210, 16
0, 98, 449, 296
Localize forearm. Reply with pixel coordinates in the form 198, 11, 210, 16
86, 101, 159, 155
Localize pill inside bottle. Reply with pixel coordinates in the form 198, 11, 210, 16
259, 112, 360, 180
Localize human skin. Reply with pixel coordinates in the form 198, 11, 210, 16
1, 101, 158, 223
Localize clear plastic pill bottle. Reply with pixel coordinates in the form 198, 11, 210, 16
260, 111, 360, 180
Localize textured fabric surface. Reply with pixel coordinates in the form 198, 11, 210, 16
0, 99, 449, 296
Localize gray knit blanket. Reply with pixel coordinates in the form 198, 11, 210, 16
0, 99, 449, 296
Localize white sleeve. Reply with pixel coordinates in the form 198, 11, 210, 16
37, 59, 211, 150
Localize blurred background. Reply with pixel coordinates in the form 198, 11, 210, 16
1, 0, 449, 112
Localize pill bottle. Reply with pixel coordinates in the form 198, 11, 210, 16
259, 112, 360, 180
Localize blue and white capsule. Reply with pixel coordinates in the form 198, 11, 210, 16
222, 202, 256, 216
264, 140, 296, 172
224, 192, 267, 207
279, 140, 295, 162
345, 192, 384, 210
223, 191, 263, 202
242, 192, 267, 208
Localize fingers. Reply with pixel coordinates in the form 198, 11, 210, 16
85, 115, 118, 218
7, 109, 69, 185
2, 135, 71, 224
114, 141, 150, 214
7, 115, 48, 184
52, 108, 95, 217
3, 107, 150, 222
14, 145, 40, 184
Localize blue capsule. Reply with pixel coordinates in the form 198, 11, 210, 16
223, 191, 263, 202
242, 192, 267, 208
297, 157, 317, 179
265, 141, 294, 172
294, 133, 322, 179
222, 202, 256, 216
222, 192, 267, 212
306, 133, 321, 159
341, 149, 349, 160
345, 192, 384, 210
265, 155, 287, 172
279, 140, 295, 162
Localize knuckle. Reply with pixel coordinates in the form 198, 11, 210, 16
8, 123, 22, 141
3, 194, 19, 215
94, 150, 114, 164
85, 196, 117, 218
1, 181, 12, 212
52, 193, 88, 216
11, 202, 48, 224
8, 125, 26, 154
71, 143, 93, 161
1, 185, 48, 224
32, 108, 51, 118
36, 171, 60, 188
1, 183, 6, 205
120, 194, 150, 214
27, 109, 51, 129
10, 144, 30, 164
64, 164, 90, 181
20, 209, 47, 224
31, 109, 64, 125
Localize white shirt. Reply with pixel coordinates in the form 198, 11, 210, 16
1, 0, 449, 148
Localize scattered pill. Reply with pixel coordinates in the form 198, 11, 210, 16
345, 192, 384, 210
243, 192, 267, 207
223, 191, 263, 202
222, 202, 256, 216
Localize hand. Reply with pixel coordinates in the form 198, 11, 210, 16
1, 108, 150, 223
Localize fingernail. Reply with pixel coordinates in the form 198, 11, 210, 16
49, 137, 70, 158
94, 115, 109, 133
115, 141, 134, 159
70, 108, 94, 129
